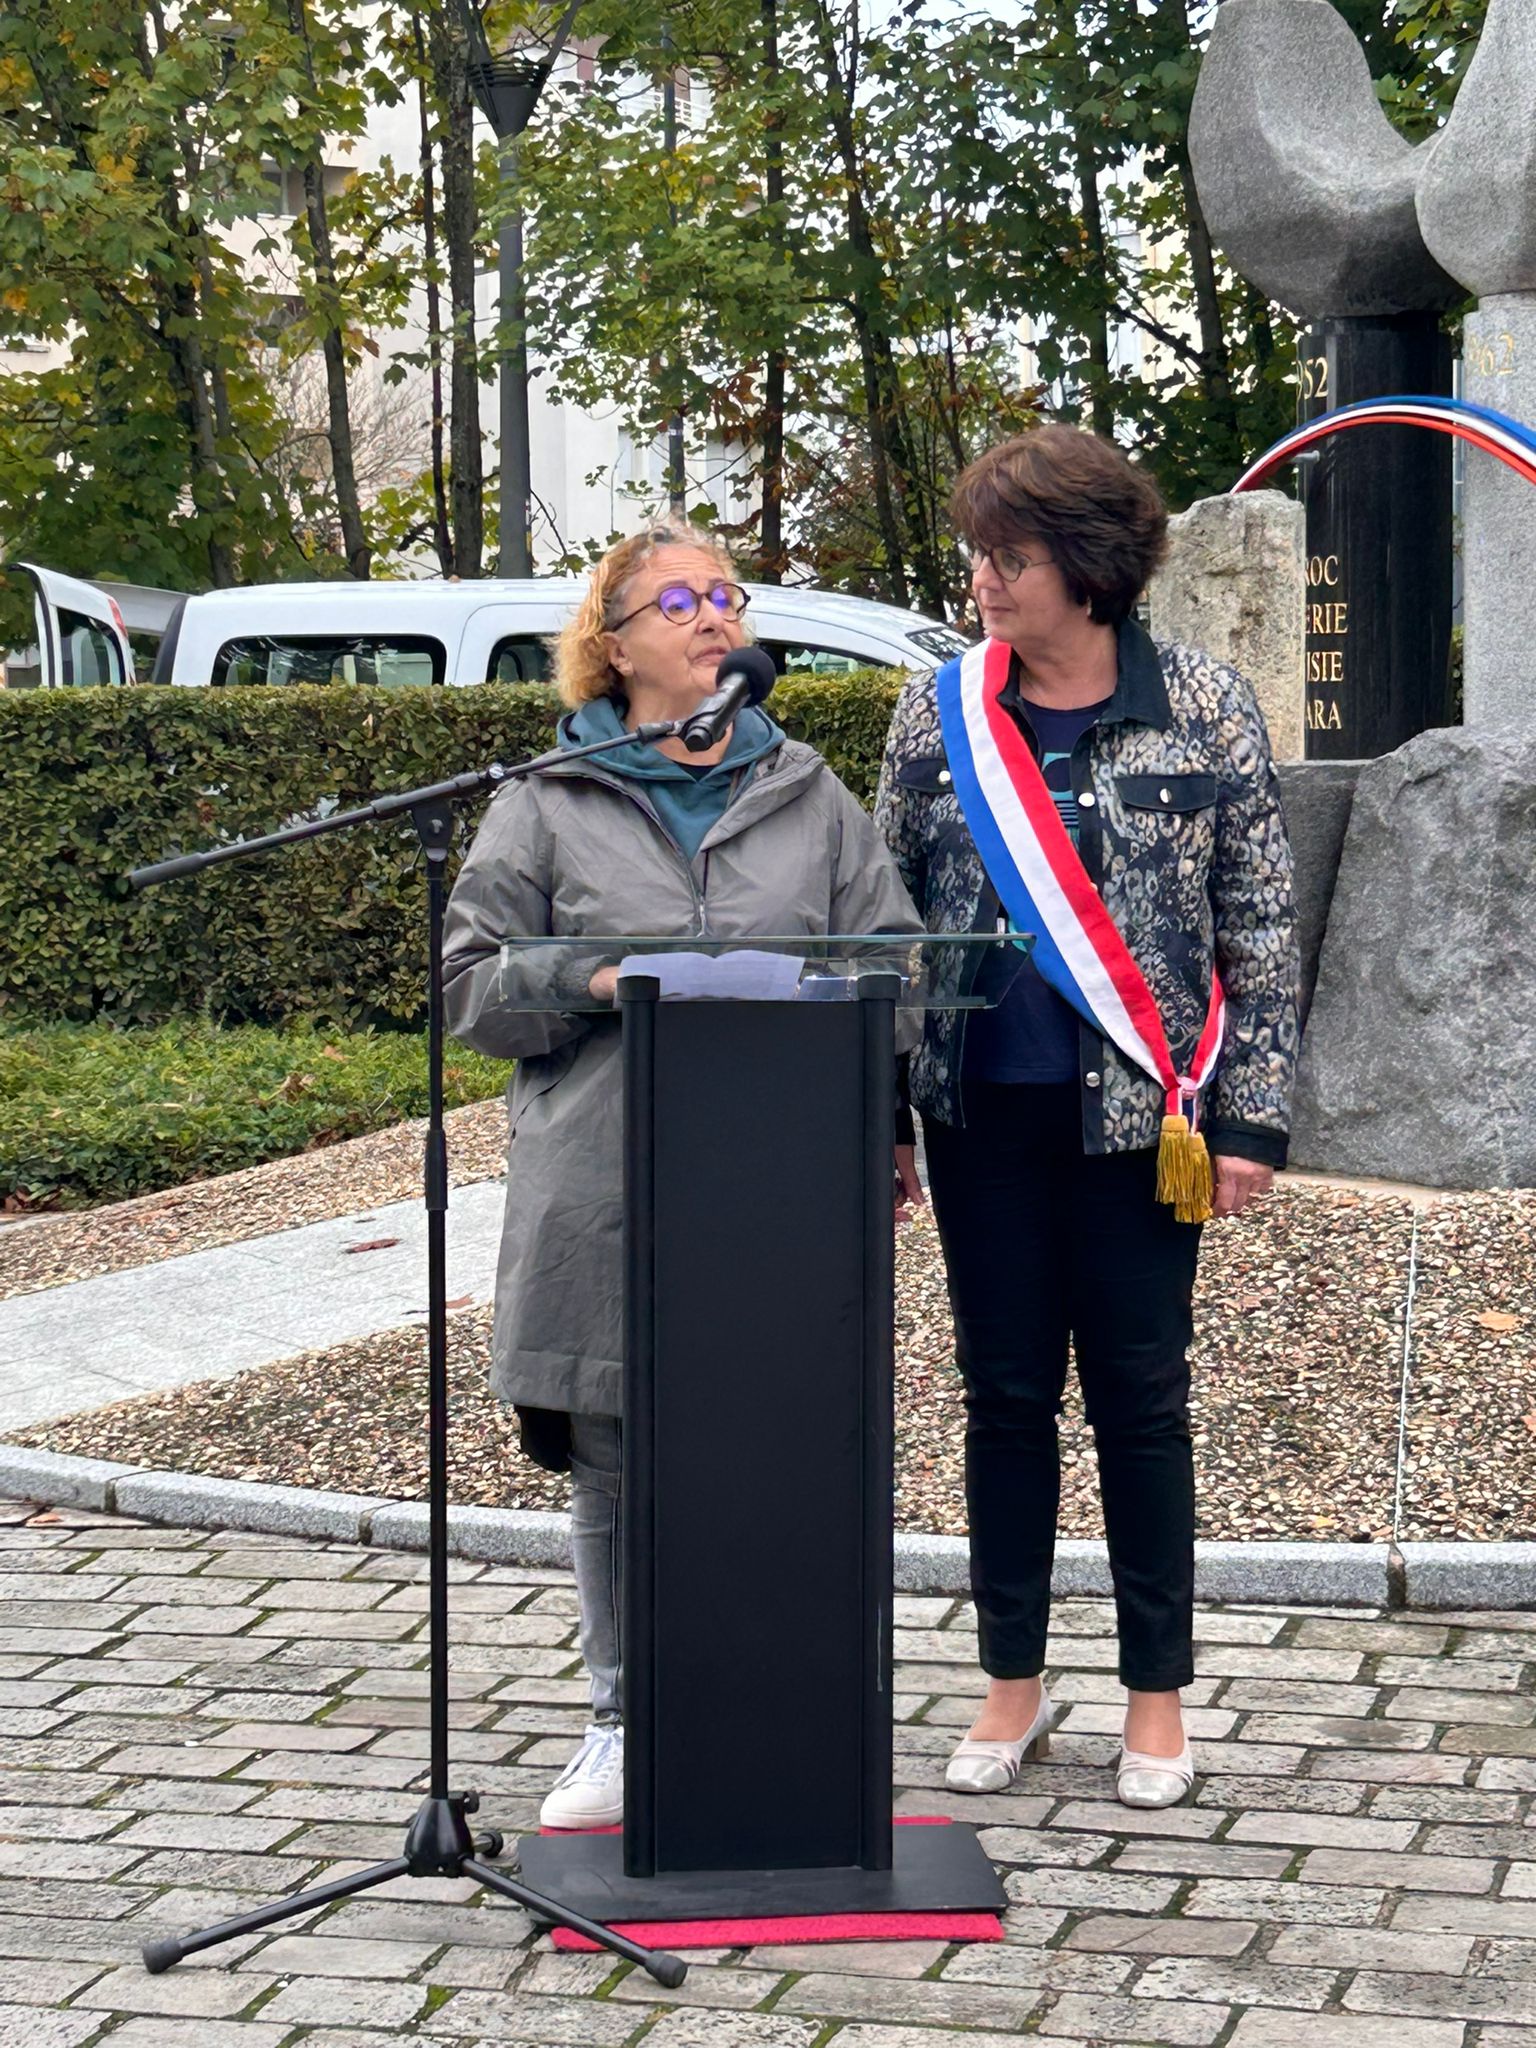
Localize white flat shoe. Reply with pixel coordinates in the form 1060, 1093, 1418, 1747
945, 1687, 1056, 1794
1117, 1740, 1195, 1809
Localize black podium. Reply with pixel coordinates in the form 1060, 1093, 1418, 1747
516, 947, 1006, 1921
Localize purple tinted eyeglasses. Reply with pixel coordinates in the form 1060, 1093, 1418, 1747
610, 581, 750, 630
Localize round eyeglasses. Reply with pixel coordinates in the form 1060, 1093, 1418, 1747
610, 581, 751, 631
967, 545, 1050, 584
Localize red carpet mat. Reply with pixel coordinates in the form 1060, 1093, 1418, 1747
547, 1817, 1004, 1952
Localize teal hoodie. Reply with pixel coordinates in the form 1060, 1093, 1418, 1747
560, 692, 786, 861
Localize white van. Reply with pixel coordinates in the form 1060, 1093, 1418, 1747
143, 578, 968, 689
2, 563, 139, 688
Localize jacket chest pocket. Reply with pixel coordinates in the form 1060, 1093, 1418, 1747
896, 753, 956, 797
896, 752, 969, 853
1116, 771, 1217, 820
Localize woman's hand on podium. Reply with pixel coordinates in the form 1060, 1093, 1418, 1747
894, 1144, 926, 1224
589, 965, 622, 1003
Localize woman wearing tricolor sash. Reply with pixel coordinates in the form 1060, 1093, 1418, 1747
876, 426, 1299, 1809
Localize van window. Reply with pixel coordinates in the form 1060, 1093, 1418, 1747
486, 636, 552, 684
58, 608, 125, 686
908, 625, 971, 661
757, 640, 866, 678
211, 635, 445, 687
2, 644, 43, 690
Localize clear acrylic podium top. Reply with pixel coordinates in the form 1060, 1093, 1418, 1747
497, 932, 1030, 1012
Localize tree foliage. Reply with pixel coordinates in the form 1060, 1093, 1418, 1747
0, 0, 1495, 610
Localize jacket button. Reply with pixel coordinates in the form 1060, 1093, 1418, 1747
938, 769, 952, 785
1160, 786, 1172, 803
1078, 791, 1097, 809
1085, 1070, 1102, 1088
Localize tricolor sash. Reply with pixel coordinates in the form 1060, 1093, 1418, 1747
936, 639, 1226, 1222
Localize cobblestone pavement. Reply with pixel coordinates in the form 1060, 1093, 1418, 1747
3, 1497, 1536, 2046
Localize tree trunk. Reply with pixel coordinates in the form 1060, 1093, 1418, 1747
1074, 135, 1115, 440
166, 280, 238, 588
757, 0, 787, 581
661, 23, 686, 514
1178, 156, 1239, 437
288, 0, 371, 578
1150, 0, 1240, 447
805, 0, 912, 606
428, 4, 485, 577
413, 8, 453, 576
125, 5, 238, 584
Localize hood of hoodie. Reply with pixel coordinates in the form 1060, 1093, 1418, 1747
556, 690, 790, 862
559, 690, 785, 782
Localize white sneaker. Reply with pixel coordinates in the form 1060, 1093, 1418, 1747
540, 1723, 625, 1829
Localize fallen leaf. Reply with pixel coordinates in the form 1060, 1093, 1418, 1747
25, 1510, 61, 1525
1473, 1311, 1522, 1333
1524, 1414, 1536, 1436
344, 1237, 401, 1255
445, 1295, 473, 1310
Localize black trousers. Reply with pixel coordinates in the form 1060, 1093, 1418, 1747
923, 1081, 1200, 1692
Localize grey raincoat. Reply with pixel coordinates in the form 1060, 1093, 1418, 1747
443, 726, 922, 1417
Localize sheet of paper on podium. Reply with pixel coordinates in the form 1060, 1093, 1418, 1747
616, 949, 805, 1001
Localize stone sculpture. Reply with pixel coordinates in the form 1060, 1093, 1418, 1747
1290, 730, 1536, 1189
1190, 0, 1455, 760
1416, 0, 1536, 737
1197, 0, 1536, 1188
1148, 491, 1305, 763
1189, 0, 1460, 320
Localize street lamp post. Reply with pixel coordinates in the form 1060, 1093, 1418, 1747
456, 0, 582, 577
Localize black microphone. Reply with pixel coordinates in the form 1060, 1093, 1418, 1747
678, 645, 778, 754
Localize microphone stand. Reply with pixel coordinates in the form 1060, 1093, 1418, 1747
129, 721, 691, 1987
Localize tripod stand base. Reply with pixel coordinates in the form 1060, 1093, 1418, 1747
516, 1819, 1006, 1922
140, 1794, 687, 1987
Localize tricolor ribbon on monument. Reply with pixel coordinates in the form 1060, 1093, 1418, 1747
936, 639, 1226, 1224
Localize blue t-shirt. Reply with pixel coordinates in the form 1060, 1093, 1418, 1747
964, 695, 1109, 1085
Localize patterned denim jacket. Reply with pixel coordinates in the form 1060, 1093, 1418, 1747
873, 621, 1301, 1164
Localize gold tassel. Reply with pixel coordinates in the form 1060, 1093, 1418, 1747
1157, 1114, 1214, 1226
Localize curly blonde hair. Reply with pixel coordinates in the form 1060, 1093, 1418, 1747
553, 520, 741, 708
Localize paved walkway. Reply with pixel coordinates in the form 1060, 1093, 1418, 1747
1, 1495, 1535, 2045
0, 1184, 507, 1433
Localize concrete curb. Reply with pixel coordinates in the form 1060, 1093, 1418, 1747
1, 1444, 1527, 1609
1398, 1541, 1536, 1610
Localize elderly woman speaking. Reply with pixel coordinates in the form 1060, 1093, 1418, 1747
444, 521, 918, 1833
877, 426, 1299, 1808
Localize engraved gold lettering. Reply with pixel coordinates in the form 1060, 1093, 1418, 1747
1306, 555, 1342, 589
1467, 333, 1518, 379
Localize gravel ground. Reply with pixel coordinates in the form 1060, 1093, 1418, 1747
0, 1094, 509, 1302
1398, 1190, 1536, 1540
20, 1179, 1530, 1540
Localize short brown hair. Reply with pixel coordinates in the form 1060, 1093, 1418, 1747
951, 425, 1168, 625
553, 520, 740, 708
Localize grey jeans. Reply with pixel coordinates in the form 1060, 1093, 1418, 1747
569, 1413, 622, 1723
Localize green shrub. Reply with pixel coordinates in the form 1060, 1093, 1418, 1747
0, 1020, 507, 1209
772, 668, 902, 802
0, 671, 905, 1030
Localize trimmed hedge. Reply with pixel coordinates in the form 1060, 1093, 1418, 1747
1, 671, 903, 1030
0, 1020, 508, 1208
